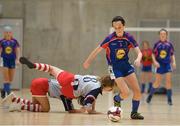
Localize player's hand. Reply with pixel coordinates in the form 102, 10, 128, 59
15, 59, 20, 65
83, 61, 90, 69
134, 59, 141, 67
172, 62, 176, 70
154, 61, 160, 68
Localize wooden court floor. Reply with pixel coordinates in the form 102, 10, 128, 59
0, 89, 180, 125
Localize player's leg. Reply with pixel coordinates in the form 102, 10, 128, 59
124, 73, 144, 120
7, 68, 15, 94
114, 77, 129, 107
10, 78, 50, 112
21, 96, 50, 112
165, 72, 173, 105
140, 71, 146, 93
146, 73, 162, 103
19, 57, 63, 79
147, 71, 153, 93
1, 67, 10, 98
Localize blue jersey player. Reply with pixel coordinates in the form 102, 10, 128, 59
83, 16, 144, 119
146, 29, 176, 105
0, 26, 20, 98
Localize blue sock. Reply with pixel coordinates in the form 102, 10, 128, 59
3, 83, 11, 93
166, 89, 172, 101
148, 82, 152, 91
149, 87, 157, 96
132, 100, 140, 113
113, 94, 123, 107
141, 83, 145, 93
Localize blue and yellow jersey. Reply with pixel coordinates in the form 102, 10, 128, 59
100, 32, 138, 66
153, 40, 174, 64
0, 38, 20, 59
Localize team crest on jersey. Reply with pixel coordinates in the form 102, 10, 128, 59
116, 49, 125, 59
160, 50, 167, 59
5, 46, 12, 54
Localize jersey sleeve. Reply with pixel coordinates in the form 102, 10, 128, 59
153, 42, 158, 55
128, 35, 138, 49
13, 39, 20, 48
170, 42, 175, 56
83, 88, 101, 108
100, 36, 110, 49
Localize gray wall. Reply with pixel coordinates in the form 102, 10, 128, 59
0, 0, 180, 88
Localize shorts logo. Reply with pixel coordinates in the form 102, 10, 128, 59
160, 50, 167, 59
5, 46, 12, 54
116, 49, 125, 59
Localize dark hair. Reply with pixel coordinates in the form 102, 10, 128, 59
112, 16, 125, 26
159, 28, 168, 35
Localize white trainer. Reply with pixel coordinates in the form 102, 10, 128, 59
9, 102, 21, 112
1, 92, 16, 107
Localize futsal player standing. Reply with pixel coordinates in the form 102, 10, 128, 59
146, 29, 176, 105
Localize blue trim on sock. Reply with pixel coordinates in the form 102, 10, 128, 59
141, 84, 145, 93
167, 89, 172, 101
148, 82, 152, 89
3, 83, 11, 93
149, 87, 157, 96
132, 100, 140, 113
114, 94, 123, 102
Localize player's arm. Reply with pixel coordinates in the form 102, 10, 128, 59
134, 47, 142, 67
15, 44, 20, 65
83, 46, 103, 69
59, 95, 85, 113
171, 55, 176, 70
83, 95, 102, 114
152, 53, 160, 68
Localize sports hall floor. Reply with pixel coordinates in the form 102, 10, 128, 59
0, 89, 180, 125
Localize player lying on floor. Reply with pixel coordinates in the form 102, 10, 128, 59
1, 78, 86, 113
17, 57, 115, 114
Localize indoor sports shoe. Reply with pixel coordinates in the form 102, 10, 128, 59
1, 92, 15, 107
19, 57, 35, 69
146, 95, 152, 103
168, 99, 173, 106
1, 90, 6, 99
9, 102, 21, 112
131, 112, 144, 120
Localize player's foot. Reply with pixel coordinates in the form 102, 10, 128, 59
131, 112, 144, 120
1, 90, 6, 99
19, 57, 35, 69
168, 99, 173, 106
113, 94, 121, 107
1, 92, 15, 107
9, 102, 21, 112
146, 95, 152, 103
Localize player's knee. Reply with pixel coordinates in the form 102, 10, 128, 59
120, 91, 129, 99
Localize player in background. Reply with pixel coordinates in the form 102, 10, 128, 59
0, 26, 20, 98
1, 78, 86, 113
83, 16, 144, 119
146, 29, 176, 105
140, 40, 153, 93
19, 57, 115, 114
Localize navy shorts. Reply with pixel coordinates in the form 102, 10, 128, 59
2, 58, 16, 69
109, 62, 135, 79
141, 65, 152, 72
156, 63, 172, 74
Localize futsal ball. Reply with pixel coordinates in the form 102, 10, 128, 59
107, 106, 122, 122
